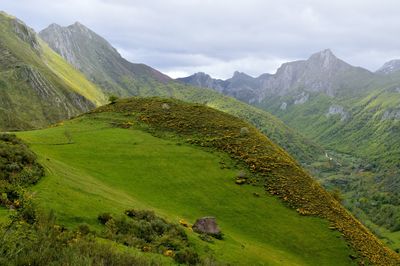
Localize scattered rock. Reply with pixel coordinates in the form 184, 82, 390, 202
192, 217, 220, 235
179, 219, 189, 227
253, 192, 260, 197
294, 92, 309, 105
240, 127, 249, 136
326, 105, 348, 121
349, 254, 358, 260
382, 109, 400, 121
235, 179, 247, 185
161, 103, 170, 110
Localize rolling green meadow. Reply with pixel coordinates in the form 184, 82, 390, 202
7, 113, 356, 265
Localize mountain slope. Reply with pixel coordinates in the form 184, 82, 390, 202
39, 22, 171, 97
12, 97, 400, 265
0, 12, 106, 131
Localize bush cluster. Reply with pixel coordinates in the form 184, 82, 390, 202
0, 134, 44, 208
0, 210, 157, 266
99, 209, 200, 265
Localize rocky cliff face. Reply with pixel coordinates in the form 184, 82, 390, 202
40, 22, 171, 96
11, 18, 41, 53
376, 59, 400, 75
177, 72, 225, 93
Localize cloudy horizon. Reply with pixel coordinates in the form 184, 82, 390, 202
2, 0, 400, 79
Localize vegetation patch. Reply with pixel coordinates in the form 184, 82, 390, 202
99, 209, 200, 265
0, 134, 44, 209
0, 208, 166, 265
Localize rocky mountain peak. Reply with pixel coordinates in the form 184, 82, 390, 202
232, 71, 253, 79
68, 21, 91, 34
376, 59, 400, 75
192, 72, 210, 78
10, 17, 41, 53
311, 48, 335, 58
71, 21, 86, 29
47, 23, 61, 29
308, 49, 339, 69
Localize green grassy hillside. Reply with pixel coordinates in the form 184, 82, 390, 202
5, 97, 397, 265
0, 12, 106, 131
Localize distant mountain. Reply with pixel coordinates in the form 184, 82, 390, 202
179, 49, 376, 103
376, 59, 400, 75
39, 22, 171, 97
177, 72, 225, 92
0, 12, 105, 131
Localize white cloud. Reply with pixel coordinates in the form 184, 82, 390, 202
3, 0, 400, 78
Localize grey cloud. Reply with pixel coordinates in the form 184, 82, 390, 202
3, 0, 400, 78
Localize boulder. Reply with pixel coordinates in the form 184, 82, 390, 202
192, 217, 220, 235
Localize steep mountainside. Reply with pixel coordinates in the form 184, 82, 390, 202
8, 97, 400, 265
0, 12, 106, 131
39, 22, 171, 97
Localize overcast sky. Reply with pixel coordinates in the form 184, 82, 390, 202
3, 0, 400, 79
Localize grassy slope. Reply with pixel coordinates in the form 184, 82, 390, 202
0, 13, 106, 130
40, 40, 106, 106
0, 208, 8, 223
13, 114, 355, 265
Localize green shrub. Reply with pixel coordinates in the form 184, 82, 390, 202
108, 95, 119, 104
98, 212, 113, 224
0, 134, 44, 209
175, 248, 200, 265
100, 209, 197, 264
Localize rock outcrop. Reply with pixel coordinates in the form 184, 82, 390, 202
192, 217, 221, 235
376, 59, 400, 75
